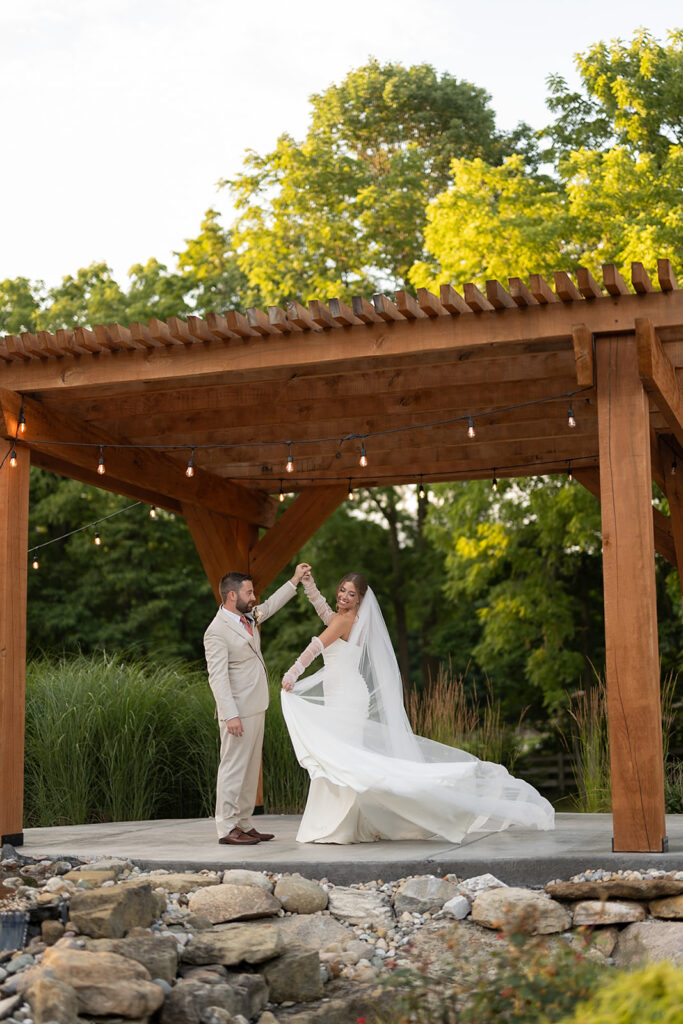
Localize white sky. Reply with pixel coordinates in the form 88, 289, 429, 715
1, 0, 681, 288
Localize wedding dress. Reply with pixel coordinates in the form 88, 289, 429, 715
280, 580, 555, 844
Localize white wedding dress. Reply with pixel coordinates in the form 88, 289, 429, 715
281, 585, 555, 845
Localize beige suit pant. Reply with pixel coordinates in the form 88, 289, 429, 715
215, 712, 264, 837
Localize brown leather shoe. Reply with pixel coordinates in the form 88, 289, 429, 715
244, 827, 275, 841
218, 827, 260, 845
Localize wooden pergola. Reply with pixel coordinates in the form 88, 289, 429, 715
2, 260, 681, 852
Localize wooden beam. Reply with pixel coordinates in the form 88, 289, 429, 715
602, 264, 629, 296
636, 317, 683, 450
508, 278, 539, 307
416, 288, 448, 317
576, 267, 603, 299
351, 296, 383, 324
439, 284, 470, 314
595, 332, 666, 851
395, 291, 428, 320
329, 298, 362, 326
372, 294, 405, 322
486, 281, 515, 309
574, 465, 676, 565
554, 272, 582, 303
0, 390, 276, 528
657, 259, 677, 293
249, 486, 348, 592
529, 274, 559, 304
572, 325, 594, 387
631, 262, 654, 294
182, 504, 250, 600
269, 306, 302, 333
0, 441, 30, 843
463, 282, 494, 312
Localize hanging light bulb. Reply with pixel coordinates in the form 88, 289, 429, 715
185, 449, 195, 478
567, 405, 576, 429
9, 447, 17, 468
285, 444, 294, 473
18, 408, 26, 435
31, 553, 39, 570
94, 531, 101, 546
279, 480, 285, 502
347, 479, 354, 500
467, 417, 476, 439
359, 440, 368, 467
672, 457, 678, 477
149, 505, 158, 519
97, 446, 106, 475
492, 470, 498, 492
418, 476, 426, 500
567, 462, 573, 483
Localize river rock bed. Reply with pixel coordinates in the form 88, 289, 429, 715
1, 844, 682, 1024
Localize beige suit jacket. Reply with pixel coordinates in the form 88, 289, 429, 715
203, 580, 296, 722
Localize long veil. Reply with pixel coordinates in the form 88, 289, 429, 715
282, 586, 555, 841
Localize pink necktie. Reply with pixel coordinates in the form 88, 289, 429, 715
240, 615, 253, 636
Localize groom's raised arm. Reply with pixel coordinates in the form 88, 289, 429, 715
253, 563, 310, 624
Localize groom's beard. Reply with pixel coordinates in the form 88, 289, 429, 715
236, 597, 255, 615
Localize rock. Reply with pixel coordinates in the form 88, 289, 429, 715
441, 895, 471, 920
546, 872, 683, 901
471, 887, 571, 934
4, 953, 34, 974
40, 919, 65, 946
68, 880, 166, 938
393, 875, 460, 915
160, 976, 264, 1024
224, 971, 269, 1019
21, 945, 164, 1018
188, 884, 281, 924
83, 933, 179, 985
270, 912, 355, 951
258, 1013, 280, 1024
573, 899, 647, 926
570, 926, 619, 959
274, 875, 328, 914
47, 859, 74, 876
327, 887, 394, 929
146, 872, 221, 894
614, 920, 683, 965
201, 1009, 233, 1024
25, 974, 79, 1024
64, 868, 118, 885
221, 869, 274, 892
0, 994, 22, 1021
259, 946, 323, 1003
182, 922, 284, 965
649, 895, 683, 919
457, 873, 507, 902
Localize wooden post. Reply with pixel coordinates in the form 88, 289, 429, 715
595, 334, 667, 852
0, 443, 30, 844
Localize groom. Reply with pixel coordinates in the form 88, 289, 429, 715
204, 564, 310, 845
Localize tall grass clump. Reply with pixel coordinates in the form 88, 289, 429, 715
405, 663, 521, 767
25, 652, 219, 826
263, 674, 309, 814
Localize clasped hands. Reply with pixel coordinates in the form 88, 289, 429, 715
282, 562, 314, 691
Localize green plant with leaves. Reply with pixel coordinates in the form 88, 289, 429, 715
566, 679, 611, 813
557, 960, 683, 1024
262, 674, 309, 814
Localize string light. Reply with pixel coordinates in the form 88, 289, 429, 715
9, 448, 17, 468
278, 480, 285, 502
492, 470, 498, 492
185, 449, 195, 478
347, 479, 354, 500
31, 553, 39, 570
467, 417, 476, 439
94, 531, 101, 546
567, 462, 573, 483
359, 440, 368, 467
149, 505, 158, 518
285, 444, 294, 474
672, 458, 678, 477
18, 408, 26, 435
97, 446, 106, 475
418, 476, 426, 500
568, 406, 576, 429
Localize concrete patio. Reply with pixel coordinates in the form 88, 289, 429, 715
16, 814, 683, 886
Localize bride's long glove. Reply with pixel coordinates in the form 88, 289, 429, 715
281, 636, 324, 691
302, 573, 335, 625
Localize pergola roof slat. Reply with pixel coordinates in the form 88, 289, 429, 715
602, 263, 630, 296
508, 278, 539, 307
464, 282, 494, 312
632, 262, 654, 294
576, 267, 603, 299
658, 258, 678, 292
329, 298, 363, 326
554, 271, 582, 302
372, 294, 405, 321
486, 280, 516, 309
395, 290, 428, 319
529, 274, 559, 304
416, 287, 449, 317
439, 283, 470, 314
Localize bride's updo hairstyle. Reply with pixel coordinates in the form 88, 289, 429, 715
336, 572, 368, 608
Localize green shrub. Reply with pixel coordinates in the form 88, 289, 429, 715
263, 673, 309, 813
557, 961, 683, 1024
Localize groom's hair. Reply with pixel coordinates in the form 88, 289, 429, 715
219, 571, 252, 603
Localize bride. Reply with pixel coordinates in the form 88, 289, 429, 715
280, 571, 555, 844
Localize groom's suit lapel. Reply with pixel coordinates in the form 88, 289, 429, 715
223, 613, 258, 650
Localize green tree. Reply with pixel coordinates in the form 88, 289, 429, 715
175, 208, 252, 314
225, 59, 530, 303
0, 276, 42, 334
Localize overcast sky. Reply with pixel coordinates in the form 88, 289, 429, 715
1, 0, 681, 288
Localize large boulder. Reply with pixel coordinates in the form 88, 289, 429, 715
182, 922, 284, 966
393, 875, 460, 915
572, 900, 647, 926
221, 869, 274, 892
259, 945, 323, 1003
649, 895, 683, 919
24, 975, 79, 1024
546, 872, 683, 901
614, 920, 683, 966
327, 887, 394, 929
83, 932, 179, 985
187, 883, 281, 924
68, 880, 166, 938
160, 977, 263, 1024
274, 875, 328, 914
471, 887, 571, 934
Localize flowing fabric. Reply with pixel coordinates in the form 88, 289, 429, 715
281, 587, 555, 844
